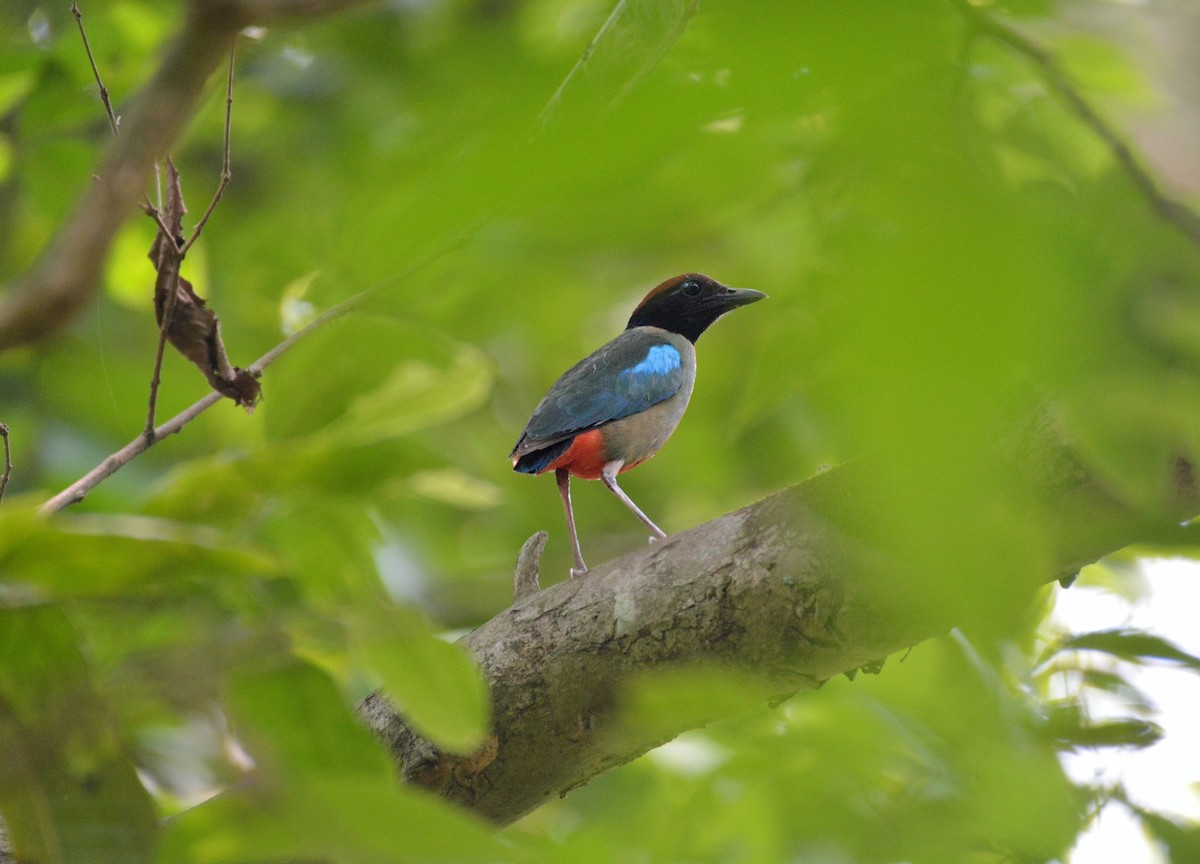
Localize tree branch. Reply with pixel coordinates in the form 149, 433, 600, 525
38, 288, 368, 515
957, 0, 1200, 250
37, 212, 470, 514
360, 446, 1200, 826
0, 0, 375, 352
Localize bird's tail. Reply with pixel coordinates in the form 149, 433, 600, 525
512, 438, 572, 475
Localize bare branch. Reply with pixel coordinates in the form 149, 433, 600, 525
71, 1, 120, 138
140, 201, 182, 250
42, 391, 224, 515
144, 286, 178, 439
0, 423, 11, 502
958, 0, 1200, 249
182, 43, 236, 255
39, 287, 367, 515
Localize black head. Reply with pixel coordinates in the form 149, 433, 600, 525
625, 273, 766, 343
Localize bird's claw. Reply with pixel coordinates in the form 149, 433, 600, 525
570, 566, 588, 579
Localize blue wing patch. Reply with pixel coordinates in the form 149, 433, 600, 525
622, 344, 680, 379
514, 330, 688, 453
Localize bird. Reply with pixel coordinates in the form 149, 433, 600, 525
510, 273, 766, 576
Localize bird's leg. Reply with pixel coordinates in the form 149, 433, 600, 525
601, 461, 667, 541
556, 468, 588, 577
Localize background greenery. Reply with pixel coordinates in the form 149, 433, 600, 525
2, 0, 1200, 861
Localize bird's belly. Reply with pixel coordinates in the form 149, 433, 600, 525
599, 387, 693, 472
545, 429, 608, 479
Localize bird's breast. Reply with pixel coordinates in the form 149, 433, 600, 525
597, 374, 695, 471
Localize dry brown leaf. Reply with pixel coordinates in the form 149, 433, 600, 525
150, 157, 260, 411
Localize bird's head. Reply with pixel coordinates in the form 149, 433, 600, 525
625, 273, 766, 343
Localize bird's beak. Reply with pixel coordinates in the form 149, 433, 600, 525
716, 286, 767, 310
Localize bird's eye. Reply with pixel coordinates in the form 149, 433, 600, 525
681, 280, 702, 296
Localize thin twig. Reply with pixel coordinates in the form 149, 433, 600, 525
141, 201, 180, 247
182, 43, 236, 255
958, 0, 1200, 250
42, 289, 366, 515
42, 391, 222, 515
72, 2, 180, 253
71, 1, 120, 137
144, 249, 179, 439
0, 423, 11, 502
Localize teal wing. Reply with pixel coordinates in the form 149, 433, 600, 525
513, 329, 685, 460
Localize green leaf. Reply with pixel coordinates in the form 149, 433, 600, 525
1060, 375, 1200, 511
0, 69, 33, 116
1071, 719, 1163, 750
0, 604, 157, 864
228, 657, 393, 780
262, 315, 493, 447
262, 497, 381, 610
1057, 628, 1200, 671
351, 604, 490, 754
162, 659, 501, 864
1077, 668, 1153, 711
620, 665, 779, 741
328, 348, 493, 448
408, 468, 502, 510
1044, 701, 1163, 750
1130, 804, 1200, 864
0, 509, 277, 598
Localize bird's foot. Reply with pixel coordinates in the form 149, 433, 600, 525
648, 531, 668, 545
570, 566, 589, 579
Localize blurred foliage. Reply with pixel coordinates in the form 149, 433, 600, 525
2, 0, 1200, 861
